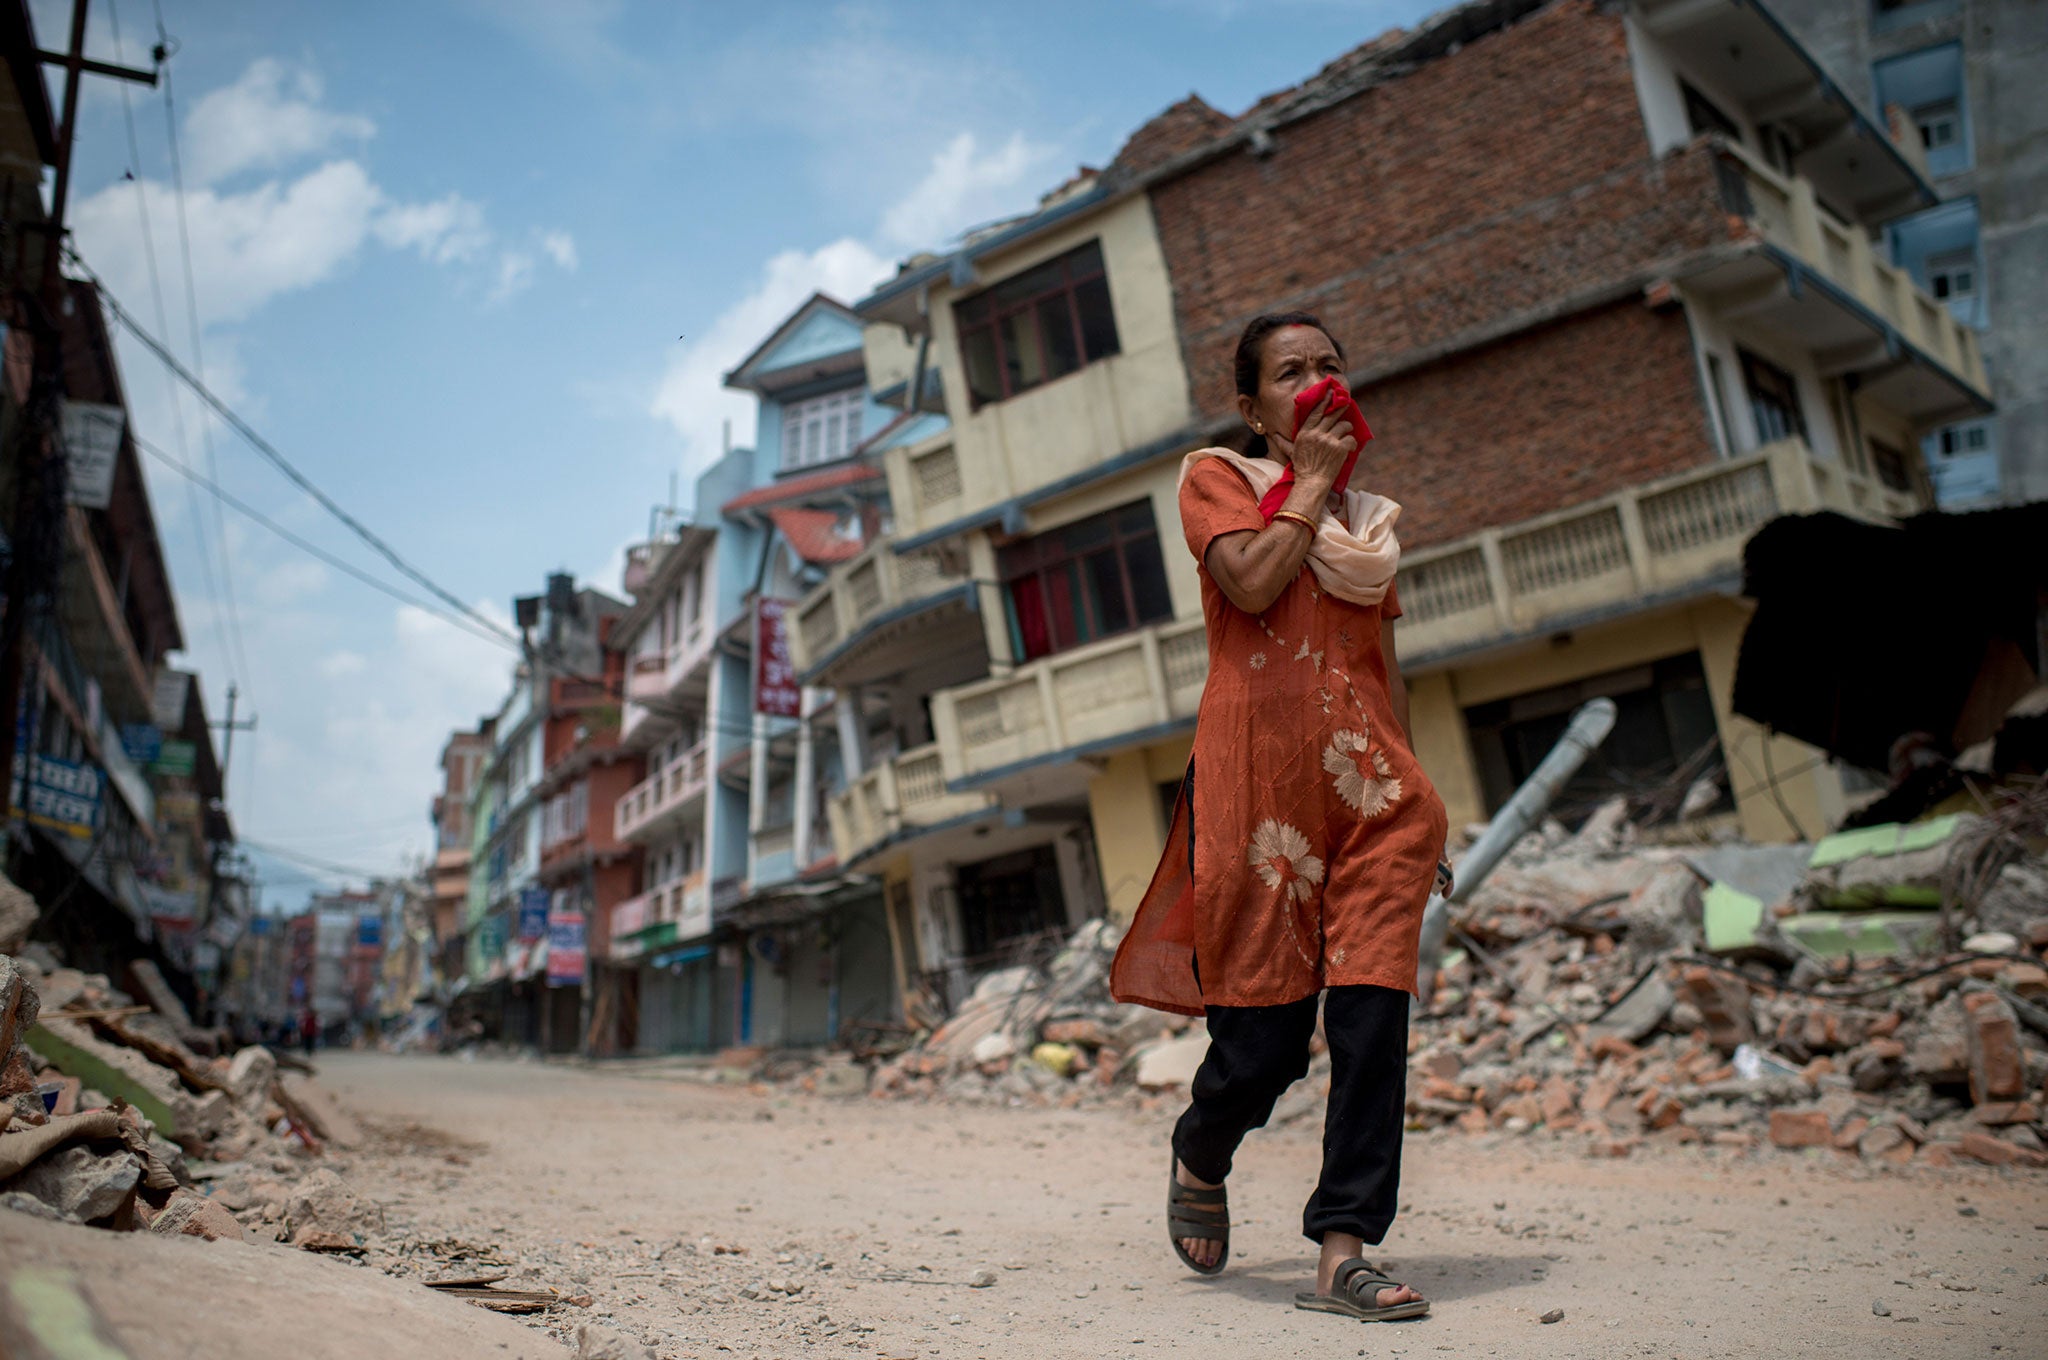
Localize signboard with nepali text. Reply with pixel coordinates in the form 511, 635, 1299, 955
61, 401, 125, 510
15, 754, 102, 839
546, 911, 586, 987
754, 598, 799, 718
517, 886, 550, 942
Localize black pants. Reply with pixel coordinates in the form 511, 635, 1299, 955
1170, 985, 1409, 1246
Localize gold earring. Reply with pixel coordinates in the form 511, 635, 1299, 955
1253, 421, 1264, 433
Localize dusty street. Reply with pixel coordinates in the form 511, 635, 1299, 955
314, 1051, 2047, 1360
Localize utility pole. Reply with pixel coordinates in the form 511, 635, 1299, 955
212, 682, 258, 795
0, 1, 156, 843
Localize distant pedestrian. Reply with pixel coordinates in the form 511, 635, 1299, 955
1112, 313, 1452, 1322
299, 1007, 318, 1057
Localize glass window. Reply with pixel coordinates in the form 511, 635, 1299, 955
779, 388, 864, 470
953, 240, 1121, 408
1887, 197, 1985, 329
998, 498, 1170, 660
1682, 81, 1741, 143
1739, 350, 1807, 446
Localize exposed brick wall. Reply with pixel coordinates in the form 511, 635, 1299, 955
1147, 0, 1731, 524
1112, 95, 1236, 179
1362, 299, 1708, 547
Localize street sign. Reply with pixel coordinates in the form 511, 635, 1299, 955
546, 911, 586, 987
60, 401, 124, 509
18, 754, 101, 838
754, 599, 800, 717
517, 886, 549, 942
151, 740, 196, 777
120, 723, 162, 767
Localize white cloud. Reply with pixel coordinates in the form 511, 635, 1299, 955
319, 651, 368, 679
879, 131, 1058, 250
541, 231, 579, 272
372, 194, 493, 266
648, 238, 892, 478
490, 250, 537, 303
182, 58, 376, 186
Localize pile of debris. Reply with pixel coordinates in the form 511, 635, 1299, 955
854, 793, 2048, 1170
0, 871, 366, 1246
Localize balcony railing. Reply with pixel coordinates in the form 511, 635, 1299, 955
932, 620, 1209, 783
1396, 439, 1918, 662
1720, 141, 1987, 393
613, 740, 709, 842
789, 538, 971, 677
828, 743, 997, 867
620, 620, 712, 743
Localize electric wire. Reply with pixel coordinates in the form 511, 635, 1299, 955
106, 0, 248, 694
131, 433, 522, 650
64, 250, 524, 649
149, 0, 255, 705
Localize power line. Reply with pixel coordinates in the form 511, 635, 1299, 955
131, 432, 521, 650
147, 0, 254, 701
242, 838, 400, 881
65, 250, 523, 649
106, 0, 248, 693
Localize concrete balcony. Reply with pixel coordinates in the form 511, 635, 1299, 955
789, 538, 978, 688
932, 618, 1209, 789
1700, 142, 1990, 422
609, 871, 712, 958
620, 620, 712, 747
613, 740, 709, 843
1396, 439, 1920, 667
827, 743, 998, 870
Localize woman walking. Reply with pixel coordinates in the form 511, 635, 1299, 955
1111, 312, 1449, 1322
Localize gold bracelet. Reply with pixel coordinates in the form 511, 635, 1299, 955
1272, 510, 1317, 535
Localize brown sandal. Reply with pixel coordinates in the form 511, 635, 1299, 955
1294, 1258, 1430, 1321
1167, 1162, 1229, 1276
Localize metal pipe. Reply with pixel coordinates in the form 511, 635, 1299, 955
1414, 696, 1618, 999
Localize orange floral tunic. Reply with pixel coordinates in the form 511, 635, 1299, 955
1110, 459, 1449, 1015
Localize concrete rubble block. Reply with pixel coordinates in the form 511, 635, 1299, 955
22, 1018, 193, 1142
1617, 865, 1701, 954
1701, 883, 1767, 956
224, 1045, 278, 1115
1040, 1017, 1108, 1047
33, 968, 85, 1013
969, 1031, 1017, 1068
1969, 1100, 2038, 1126
1768, 1108, 1833, 1149
1961, 991, 2025, 1105
808, 1057, 869, 1099
279, 1075, 363, 1149
0, 871, 36, 954
1858, 1123, 1909, 1162
1588, 969, 1676, 1046
575, 1323, 658, 1360
1975, 859, 2048, 937
1133, 1032, 1209, 1089
10, 1143, 141, 1223
125, 959, 197, 1035
1955, 1130, 2047, 1168
1, 953, 40, 1060
283, 1167, 385, 1242
146, 1190, 249, 1243
1905, 993, 1971, 1085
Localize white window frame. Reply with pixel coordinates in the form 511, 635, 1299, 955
779, 388, 865, 470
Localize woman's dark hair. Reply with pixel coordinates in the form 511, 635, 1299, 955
1232, 311, 1345, 459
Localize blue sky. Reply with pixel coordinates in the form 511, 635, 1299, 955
36, 0, 1439, 903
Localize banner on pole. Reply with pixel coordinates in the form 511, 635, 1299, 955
546, 912, 586, 987
754, 598, 799, 717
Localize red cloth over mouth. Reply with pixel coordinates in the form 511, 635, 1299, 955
1254, 376, 1373, 523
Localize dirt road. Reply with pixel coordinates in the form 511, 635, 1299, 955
318, 1051, 2045, 1359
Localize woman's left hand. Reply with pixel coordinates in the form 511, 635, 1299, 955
1434, 856, 1455, 899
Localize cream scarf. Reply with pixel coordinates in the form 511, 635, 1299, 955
1179, 448, 1402, 607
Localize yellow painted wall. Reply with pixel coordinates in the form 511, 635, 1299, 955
908, 193, 1194, 537
1086, 733, 1193, 922
1413, 598, 1847, 845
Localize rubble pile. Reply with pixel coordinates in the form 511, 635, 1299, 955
0, 871, 374, 1249
853, 795, 2048, 1171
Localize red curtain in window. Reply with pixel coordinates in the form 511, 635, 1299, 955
1009, 577, 1050, 660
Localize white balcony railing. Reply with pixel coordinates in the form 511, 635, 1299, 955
1397, 439, 1918, 660
827, 743, 997, 867
789, 538, 971, 677
932, 619, 1208, 783
1721, 141, 1988, 394
620, 619, 713, 743
613, 740, 710, 842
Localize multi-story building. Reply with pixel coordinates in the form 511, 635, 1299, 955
535, 647, 642, 1055
463, 576, 624, 1046
1771, 0, 2043, 506
612, 295, 909, 1051
429, 723, 490, 993
806, 0, 1989, 1006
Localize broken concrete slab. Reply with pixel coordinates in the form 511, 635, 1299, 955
1777, 911, 1940, 962
9, 1144, 141, 1223
1806, 816, 1974, 909
0, 1207, 573, 1360
1133, 1032, 1208, 1089
1701, 884, 1767, 956
0, 871, 35, 954
1587, 969, 1676, 1045
277, 1075, 362, 1150
145, 1191, 248, 1243
224, 1045, 277, 1115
